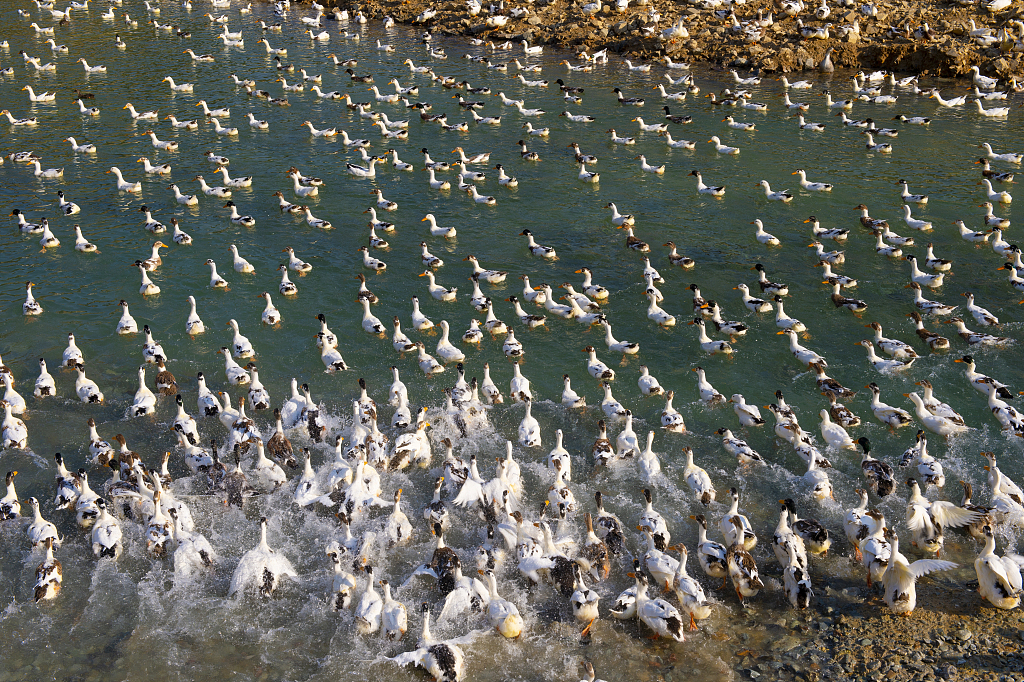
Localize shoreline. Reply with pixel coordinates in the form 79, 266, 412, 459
320, 0, 1024, 81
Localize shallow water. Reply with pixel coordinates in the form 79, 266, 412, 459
1, 2, 1023, 681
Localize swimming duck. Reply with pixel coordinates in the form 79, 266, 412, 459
906, 255, 943, 288
229, 517, 297, 597
961, 291, 1000, 327
804, 216, 849, 243
107, 167, 142, 193
129, 365, 157, 416
748, 219, 781, 246
287, 172, 318, 199
773, 500, 809, 571
945, 317, 1009, 346
915, 245, 952, 276
0, 110, 38, 126
196, 175, 232, 198
901, 431, 945, 488
691, 366, 725, 406
575, 159, 602, 183
817, 408, 855, 450
905, 282, 955, 315
434, 321, 465, 363
29, 528, 62, 599
735, 283, 771, 313
165, 186, 198, 209
831, 440, 875, 505
284, 248, 313, 275
717, 429, 763, 466
203, 260, 227, 289
782, 498, 831, 556
775, 330, 824, 368
665, 447, 712, 510
989, 231, 1013, 261
757, 180, 794, 201
29, 357, 56, 401
906, 478, 980, 558
123, 102, 156, 120
222, 245, 254, 276
216, 347, 248, 386
862, 385, 912, 434
178, 296, 204, 336
137, 156, 172, 176
982, 177, 1013, 204
514, 398, 541, 448
470, 568, 524, 639
415, 343, 444, 376
905, 392, 968, 438
642, 294, 673, 327
858, 339, 913, 372
137, 207, 166, 235
419, 271, 456, 302
10, 209, 43, 235
600, 321, 639, 362
583, 419, 614, 467
73, 364, 103, 403
217, 167, 252, 189
765, 298, 805, 335
612, 411, 641, 458
722, 516, 763, 605
90, 499, 122, 559
164, 114, 198, 131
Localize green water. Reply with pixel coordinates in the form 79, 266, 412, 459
0, 1, 1022, 681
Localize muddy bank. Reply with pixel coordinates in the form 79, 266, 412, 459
318, 0, 1024, 80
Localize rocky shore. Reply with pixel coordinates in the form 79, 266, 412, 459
319, 0, 1024, 80
728, 579, 1024, 682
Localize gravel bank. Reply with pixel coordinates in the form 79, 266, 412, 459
708, 571, 1024, 682
317, 0, 1024, 80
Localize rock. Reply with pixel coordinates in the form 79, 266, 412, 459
527, 15, 542, 25
956, 629, 972, 641
937, 664, 956, 680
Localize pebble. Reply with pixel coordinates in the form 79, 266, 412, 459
956, 629, 973, 641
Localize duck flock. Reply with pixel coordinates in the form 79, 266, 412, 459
3, 0, 1024, 679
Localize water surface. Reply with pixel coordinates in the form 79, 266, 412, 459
0, 3, 1022, 681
